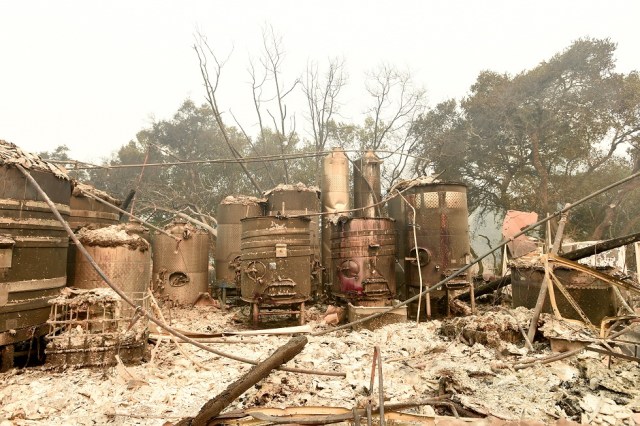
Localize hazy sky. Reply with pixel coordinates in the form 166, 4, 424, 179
1, 0, 639, 162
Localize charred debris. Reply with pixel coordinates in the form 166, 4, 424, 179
1, 141, 640, 425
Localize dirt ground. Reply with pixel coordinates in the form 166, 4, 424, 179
1, 303, 639, 426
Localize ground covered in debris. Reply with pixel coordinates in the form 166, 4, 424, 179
1, 305, 639, 425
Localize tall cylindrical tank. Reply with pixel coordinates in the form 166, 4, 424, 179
353, 151, 382, 218
264, 183, 321, 296
389, 179, 472, 317
71, 225, 151, 299
0, 140, 71, 369
152, 219, 210, 305
215, 196, 264, 291
240, 216, 312, 307
68, 181, 121, 230
321, 148, 350, 289
330, 218, 396, 306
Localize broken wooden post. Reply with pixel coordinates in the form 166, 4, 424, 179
526, 206, 570, 343
177, 336, 308, 426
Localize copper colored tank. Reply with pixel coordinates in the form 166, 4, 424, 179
215, 196, 264, 289
240, 216, 312, 306
321, 148, 350, 289
71, 225, 151, 300
0, 141, 71, 368
152, 220, 210, 305
353, 151, 382, 218
264, 184, 321, 296
389, 180, 471, 317
67, 182, 122, 288
330, 217, 396, 306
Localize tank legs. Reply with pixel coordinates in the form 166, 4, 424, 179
0, 344, 14, 372
298, 302, 305, 326
252, 303, 260, 326
250, 302, 306, 326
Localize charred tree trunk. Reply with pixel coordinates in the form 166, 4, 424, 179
176, 336, 308, 426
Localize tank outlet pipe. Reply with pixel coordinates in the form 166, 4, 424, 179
16, 164, 344, 378
397, 191, 427, 322
313, 169, 640, 337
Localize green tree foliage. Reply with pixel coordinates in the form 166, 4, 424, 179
412, 38, 640, 239
87, 100, 254, 221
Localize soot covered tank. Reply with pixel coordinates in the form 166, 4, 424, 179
239, 216, 313, 325
68, 181, 121, 230
330, 217, 396, 306
389, 178, 473, 318
0, 140, 71, 370
215, 196, 264, 300
152, 219, 210, 305
264, 183, 321, 297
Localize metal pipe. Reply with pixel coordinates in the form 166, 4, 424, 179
16, 164, 344, 378
377, 347, 385, 426
398, 191, 427, 321
313, 169, 640, 336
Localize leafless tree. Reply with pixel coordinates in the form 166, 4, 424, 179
247, 25, 300, 184
193, 32, 263, 194
302, 57, 347, 184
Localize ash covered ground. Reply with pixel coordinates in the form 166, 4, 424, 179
1, 304, 639, 425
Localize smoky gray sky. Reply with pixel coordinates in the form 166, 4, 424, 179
1, 0, 639, 162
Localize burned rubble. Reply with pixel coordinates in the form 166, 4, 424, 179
1, 143, 640, 426
2, 304, 640, 425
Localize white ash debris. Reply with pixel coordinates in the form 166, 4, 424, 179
387, 175, 442, 193
0, 139, 69, 179
539, 314, 598, 343
48, 287, 122, 306
263, 182, 321, 197
2, 305, 640, 425
221, 195, 266, 206
76, 224, 150, 251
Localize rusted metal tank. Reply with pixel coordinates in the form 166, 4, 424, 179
240, 216, 312, 325
70, 225, 151, 298
511, 263, 617, 325
0, 140, 71, 370
321, 148, 350, 289
68, 181, 121, 230
353, 151, 382, 218
215, 196, 264, 294
67, 182, 122, 288
152, 219, 210, 305
264, 183, 321, 297
388, 179, 472, 318
330, 217, 396, 306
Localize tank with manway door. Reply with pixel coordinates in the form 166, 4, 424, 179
264, 183, 321, 298
239, 216, 313, 325
0, 140, 72, 371
215, 195, 264, 304
152, 219, 210, 305
389, 178, 474, 318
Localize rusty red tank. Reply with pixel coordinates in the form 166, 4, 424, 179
330, 217, 397, 306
